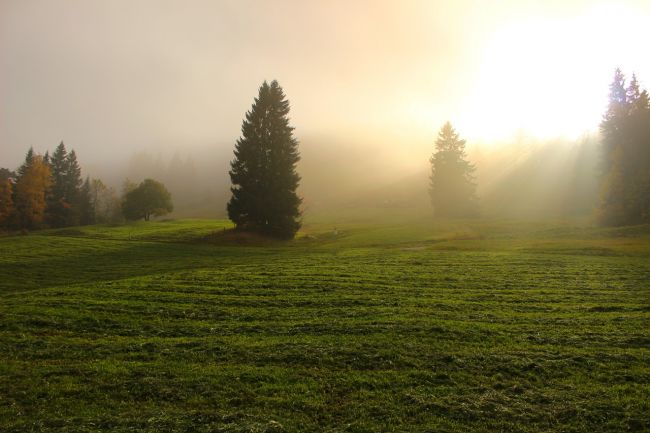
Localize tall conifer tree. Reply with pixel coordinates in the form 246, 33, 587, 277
17, 148, 34, 179
47, 142, 83, 226
227, 80, 302, 238
599, 69, 650, 225
47, 142, 69, 227
429, 122, 478, 217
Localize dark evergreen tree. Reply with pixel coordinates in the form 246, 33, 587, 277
16, 147, 34, 179
598, 69, 650, 225
47, 143, 83, 226
429, 122, 478, 217
227, 80, 302, 238
625, 75, 650, 222
47, 142, 69, 227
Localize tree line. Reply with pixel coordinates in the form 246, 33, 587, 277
0, 142, 173, 231
2, 71, 648, 237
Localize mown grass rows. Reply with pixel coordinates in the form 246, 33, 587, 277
1, 220, 649, 432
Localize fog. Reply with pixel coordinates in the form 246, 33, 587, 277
1, 0, 648, 219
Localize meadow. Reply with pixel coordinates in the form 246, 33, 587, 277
1, 214, 649, 432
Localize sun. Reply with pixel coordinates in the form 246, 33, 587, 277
456, 3, 650, 142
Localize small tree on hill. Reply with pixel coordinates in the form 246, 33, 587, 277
122, 178, 173, 221
227, 80, 302, 239
429, 122, 478, 217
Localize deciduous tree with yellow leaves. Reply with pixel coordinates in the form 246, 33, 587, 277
14, 150, 52, 230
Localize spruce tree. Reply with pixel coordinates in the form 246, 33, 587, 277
47, 142, 69, 227
47, 143, 83, 226
17, 148, 34, 179
599, 69, 650, 225
600, 69, 629, 174
429, 122, 478, 217
227, 80, 302, 238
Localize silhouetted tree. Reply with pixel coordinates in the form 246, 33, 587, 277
429, 122, 478, 217
122, 178, 173, 221
598, 69, 650, 225
227, 80, 302, 238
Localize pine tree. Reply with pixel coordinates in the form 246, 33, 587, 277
600, 69, 629, 173
599, 69, 650, 225
47, 143, 83, 226
17, 148, 34, 179
47, 142, 69, 227
227, 80, 302, 238
429, 122, 478, 217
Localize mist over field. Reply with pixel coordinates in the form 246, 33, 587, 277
2, 0, 647, 224
1, 1, 649, 432
82, 133, 598, 220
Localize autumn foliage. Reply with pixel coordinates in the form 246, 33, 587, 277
13, 155, 52, 229
0, 178, 14, 227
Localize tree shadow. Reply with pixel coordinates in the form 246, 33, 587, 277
0, 238, 275, 294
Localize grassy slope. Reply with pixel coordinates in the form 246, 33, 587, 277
0, 215, 649, 432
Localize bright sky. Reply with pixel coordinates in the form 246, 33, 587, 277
2, 0, 650, 168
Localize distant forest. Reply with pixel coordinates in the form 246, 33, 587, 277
1, 70, 649, 236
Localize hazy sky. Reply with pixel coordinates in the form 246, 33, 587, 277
2, 0, 650, 170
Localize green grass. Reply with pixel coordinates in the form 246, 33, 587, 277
1, 215, 649, 432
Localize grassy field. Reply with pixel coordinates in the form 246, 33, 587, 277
1, 214, 649, 432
